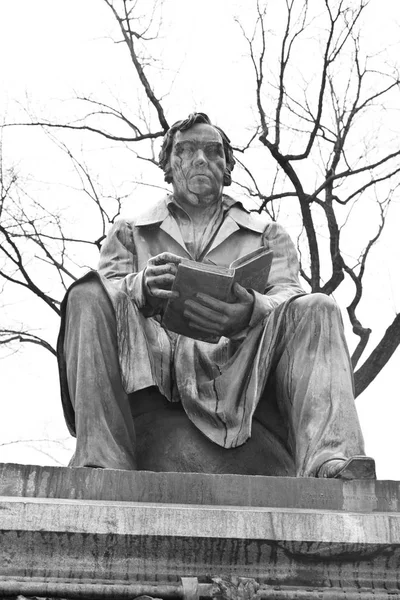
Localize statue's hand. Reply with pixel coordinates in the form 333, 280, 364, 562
183, 283, 254, 338
143, 252, 182, 305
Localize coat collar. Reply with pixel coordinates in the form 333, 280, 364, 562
134, 194, 269, 257
134, 194, 269, 234
135, 195, 171, 226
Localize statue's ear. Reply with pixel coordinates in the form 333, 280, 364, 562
223, 169, 232, 187
163, 161, 173, 184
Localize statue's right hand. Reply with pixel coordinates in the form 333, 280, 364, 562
143, 252, 182, 301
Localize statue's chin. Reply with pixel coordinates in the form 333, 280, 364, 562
173, 182, 222, 209
187, 182, 223, 205
188, 182, 212, 197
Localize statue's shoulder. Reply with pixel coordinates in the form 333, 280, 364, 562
226, 199, 293, 243
130, 196, 170, 227
112, 196, 169, 233
104, 197, 169, 248
226, 197, 271, 234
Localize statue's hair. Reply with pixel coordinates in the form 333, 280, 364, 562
158, 112, 236, 186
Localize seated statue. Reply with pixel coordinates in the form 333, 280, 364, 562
57, 112, 375, 479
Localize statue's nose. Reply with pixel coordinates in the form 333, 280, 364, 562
193, 149, 207, 166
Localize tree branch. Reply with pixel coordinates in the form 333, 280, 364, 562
354, 313, 400, 397
0, 329, 56, 356
4, 121, 165, 143
104, 0, 169, 132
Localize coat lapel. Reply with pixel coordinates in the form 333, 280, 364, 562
135, 196, 190, 256
205, 215, 240, 255
159, 214, 189, 255
205, 206, 269, 257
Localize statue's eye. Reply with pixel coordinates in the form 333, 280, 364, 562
175, 142, 195, 157
205, 144, 223, 159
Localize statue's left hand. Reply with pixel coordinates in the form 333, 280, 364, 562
183, 283, 254, 338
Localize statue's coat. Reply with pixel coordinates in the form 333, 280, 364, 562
59, 195, 305, 448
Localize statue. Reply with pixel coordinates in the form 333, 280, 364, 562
57, 112, 375, 479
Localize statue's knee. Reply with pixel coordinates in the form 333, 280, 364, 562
292, 293, 339, 314
67, 278, 109, 312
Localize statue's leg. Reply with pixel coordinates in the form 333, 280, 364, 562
273, 293, 367, 477
64, 279, 137, 469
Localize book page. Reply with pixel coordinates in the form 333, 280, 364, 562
230, 246, 270, 269
233, 250, 273, 293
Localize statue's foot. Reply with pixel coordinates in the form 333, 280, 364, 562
317, 456, 376, 480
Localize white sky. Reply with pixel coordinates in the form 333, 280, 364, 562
0, 0, 399, 478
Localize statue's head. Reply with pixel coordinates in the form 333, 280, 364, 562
159, 113, 236, 192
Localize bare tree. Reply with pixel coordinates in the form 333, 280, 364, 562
1, 0, 399, 398
1, 0, 170, 356
8, 0, 169, 148
234, 0, 400, 396
0, 136, 124, 355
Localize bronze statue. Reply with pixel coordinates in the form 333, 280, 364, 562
57, 113, 375, 479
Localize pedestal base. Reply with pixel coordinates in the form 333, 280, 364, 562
0, 463, 399, 599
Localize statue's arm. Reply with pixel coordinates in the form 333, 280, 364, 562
249, 222, 305, 328
97, 220, 180, 317
97, 219, 148, 310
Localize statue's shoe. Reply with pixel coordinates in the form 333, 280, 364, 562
317, 456, 376, 480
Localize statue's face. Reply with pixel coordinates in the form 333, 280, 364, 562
169, 123, 226, 207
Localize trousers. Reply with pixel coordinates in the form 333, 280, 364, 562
62, 279, 366, 475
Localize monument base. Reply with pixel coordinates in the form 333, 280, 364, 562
0, 463, 399, 599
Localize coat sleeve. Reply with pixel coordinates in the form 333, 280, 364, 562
249, 221, 305, 327
97, 219, 148, 310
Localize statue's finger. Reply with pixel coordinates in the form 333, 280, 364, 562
147, 263, 178, 276
150, 252, 182, 266
150, 288, 179, 299
184, 299, 222, 321
194, 293, 229, 312
186, 314, 223, 334
148, 274, 175, 288
233, 283, 253, 302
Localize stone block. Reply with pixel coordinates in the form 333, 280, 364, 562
1, 461, 400, 512
0, 463, 399, 599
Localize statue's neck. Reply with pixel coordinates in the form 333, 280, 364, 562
172, 194, 222, 228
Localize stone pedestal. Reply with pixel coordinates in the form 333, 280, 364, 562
0, 463, 399, 599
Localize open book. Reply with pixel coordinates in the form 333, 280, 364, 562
162, 246, 273, 342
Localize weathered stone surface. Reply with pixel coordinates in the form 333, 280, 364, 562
2, 495, 400, 543
0, 464, 400, 598
1, 494, 400, 587
1, 462, 400, 512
